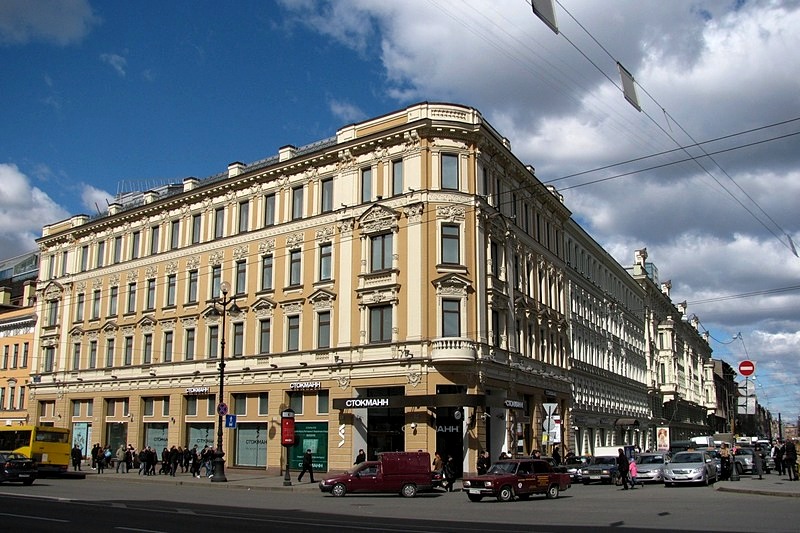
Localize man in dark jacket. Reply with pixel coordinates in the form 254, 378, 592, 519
616, 449, 630, 490
476, 451, 491, 475
298, 449, 315, 482
785, 439, 798, 481
71, 444, 83, 471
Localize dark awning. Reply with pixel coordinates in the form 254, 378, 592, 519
614, 418, 640, 427
332, 393, 524, 411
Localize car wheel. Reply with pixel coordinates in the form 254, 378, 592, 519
665, 482, 673, 487
703, 474, 709, 486
401, 483, 417, 498
467, 494, 483, 502
331, 483, 347, 497
546, 484, 560, 499
497, 485, 514, 502
22, 479, 34, 486
582, 480, 590, 485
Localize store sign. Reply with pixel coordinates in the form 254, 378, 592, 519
289, 381, 322, 390
185, 387, 210, 395
341, 398, 390, 408
436, 425, 461, 433
504, 399, 524, 409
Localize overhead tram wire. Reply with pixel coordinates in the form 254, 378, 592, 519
687, 284, 800, 306
540, 0, 798, 257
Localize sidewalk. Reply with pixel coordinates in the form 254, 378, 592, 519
78, 468, 800, 497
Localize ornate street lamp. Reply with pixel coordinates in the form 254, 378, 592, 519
207, 280, 240, 482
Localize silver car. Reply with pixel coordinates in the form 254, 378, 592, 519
636, 453, 670, 483
663, 451, 718, 486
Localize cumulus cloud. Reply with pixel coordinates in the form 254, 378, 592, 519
0, 163, 70, 257
80, 183, 114, 213
328, 98, 366, 124
0, 0, 99, 46
100, 52, 127, 77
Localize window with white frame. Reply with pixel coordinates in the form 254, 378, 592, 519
317, 310, 331, 349
142, 334, 152, 364
214, 207, 225, 239
264, 193, 276, 226
441, 153, 459, 190
292, 186, 304, 220
166, 274, 176, 307
287, 315, 300, 351
369, 305, 392, 344
289, 250, 302, 286
170, 219, 180, 250
259, 319, 271, 354
232, 323, 244, 357
261, 254, 273, 291
441, 224, 460, 265
185, 328, 195, 361
361, 167, 372, 203
192, 214, 202, 244
391, 159, 403, 196
370, 233, 392, 272
208, 325, 219, 359
238, 200, 250, 233
187, 270, 198, 303
235, 260, 246, 295
442, 299, 461, 337
319, 243, 332, 281
321, 178, 333, 213
163, 331, 173, 362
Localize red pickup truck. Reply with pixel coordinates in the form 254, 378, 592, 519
462, 459, 571, 502
319, 451, 436, 497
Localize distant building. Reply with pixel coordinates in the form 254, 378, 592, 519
0, 282, 36, 426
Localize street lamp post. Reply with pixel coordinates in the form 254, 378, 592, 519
210, 280, 240, 483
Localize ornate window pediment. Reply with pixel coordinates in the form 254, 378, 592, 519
101, 320, 118, 336
138, 315, 157, 332
41, 281, 64, 301
280, 298, 305, 315
309, 289, 336, 310
251, 297, 277, 318
357, 204, 399, 235
432, 273, 473, 297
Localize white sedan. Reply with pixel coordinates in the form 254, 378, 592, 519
663, 451, 718, 487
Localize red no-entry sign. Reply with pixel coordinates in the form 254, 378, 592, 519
738, 360, 756, 377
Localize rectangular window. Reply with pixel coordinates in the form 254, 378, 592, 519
170, 220, 180, 250
108, 286, 118, 316
441, 153, 459, 190
238, 200, 249, 233
46, 300, 58, 326
75, 293, 85, 322
162, 398, 170, 417
163, 331, 173, 363
72, 343, 81, 370
124, 336, 133, 366
166, 274, 176, 306
96, 240, 105, 268
317, 311, 331, 349
72, 400, 81, 417
442, 299, 461, 337
321, 178, 333, 213
441, 225, 460, 264
146, 279, 156, 310
11, 345, 18, 368
150, 226, 160, 255
289, 391, 303, 414
208, 325, 219, 359
369, 305, 392, 343
131, 231, 140, 260
187, 270, 198, 303
370, 234, 392, 272
113, 236, 122, 264
185, 328, 195, 361
319, 243, 332, 281
22, 342, 28, 368
91, 289, 101, 320
264, 194, 276, 226
207, 395, 216, 416
360, 167, 372, 203
143, 398, 154, 417
214, 207, 225, 239
143, 334, 152, 364
88, 341, 97, 369
289, 250, 302, 286
210, 265, 221, 299
192, 214, 202, 244
258, 392, 269, 415
43, 347, 55, 372
392, 159, 403, 196
47, 254, 55, 280
127, 282, 137, 313
292, 186, 304, 220
105, 339, 115, 367
287, 315, 300, 351
490, 241, 499, 276
317, 390, 329, 414
235, 260, 246, 295
61, 250, 68, 276
186, 397, 197, 416
80, 245, 89, 272
234, 394, 246, 416
261, 255, 273, 291
232, 323, 244, 357
259, 319, 271, 354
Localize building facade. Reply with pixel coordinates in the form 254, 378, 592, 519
0, 285, 36, 426
564, 221, 650, 455
30, 103, 576, 474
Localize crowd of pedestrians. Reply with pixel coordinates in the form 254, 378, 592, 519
83, 442, 219, 478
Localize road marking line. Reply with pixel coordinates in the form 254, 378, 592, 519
0, 512, 69, 523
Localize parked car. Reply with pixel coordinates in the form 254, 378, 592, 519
663, 451, 718, 486
635, 453, 670, 483
462, 459, 571, 502
580, 455, 619, 484
562, 455, 589, 482
734, 447, 772, 474
541, 456, 569, 474
0, 452, 37, 485
319, 451, 435, 497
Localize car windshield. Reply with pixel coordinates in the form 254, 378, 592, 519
735, 449, 753, 456
487, 462, 517, 475
592, 456, 616, 465
672, 453, 703, 463
1, 452, 28, 461
638, 455, 666, 464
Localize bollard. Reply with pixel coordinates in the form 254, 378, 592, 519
730, 462, 740, 481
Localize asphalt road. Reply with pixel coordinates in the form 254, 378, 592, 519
1, 476, 798, 533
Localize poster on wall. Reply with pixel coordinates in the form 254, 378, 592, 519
656, 426, 670, 451
289, 422, 328, 472
72, 422, 90, 456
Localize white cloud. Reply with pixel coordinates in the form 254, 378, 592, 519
80, 183, 114, 213
0, 163, 70, 257
0, 0, 99, 46
100, 53, 127, 77
328, 98, 366, 124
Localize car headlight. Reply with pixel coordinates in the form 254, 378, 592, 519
581, 469, 589, 474
601, 469, 609, 475
484, 481, 493, 487
463, 480, 471, 488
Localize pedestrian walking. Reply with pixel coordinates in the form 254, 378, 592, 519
720, 443, 732, 481
753, 445, 764, 480
629, 458, 641, 488
784, 439, 798, 481
71, 444, 83, 471
115, 444, 127, 473
432, 451, 444, 473
775, 440, 785, 475
616, 448, 630, 490
297, 449, 315, 482
476, 450, 490, 475
443, 455, 457, 492
552, 447, 561, 466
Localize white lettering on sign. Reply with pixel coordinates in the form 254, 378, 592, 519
344, 398, 390, 408
290, 381, 322, 390
504, 399, 524, 409
436, 426, 461, 433
185, 387, 210, 395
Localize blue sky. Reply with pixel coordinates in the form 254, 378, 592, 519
1, 0, 799, 424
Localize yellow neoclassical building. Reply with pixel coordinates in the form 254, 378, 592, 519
30, 102, 573, 475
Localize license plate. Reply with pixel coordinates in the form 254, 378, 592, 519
590, 475, 600, 480
468, 489, 481, 494
19, 474, 30, 478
